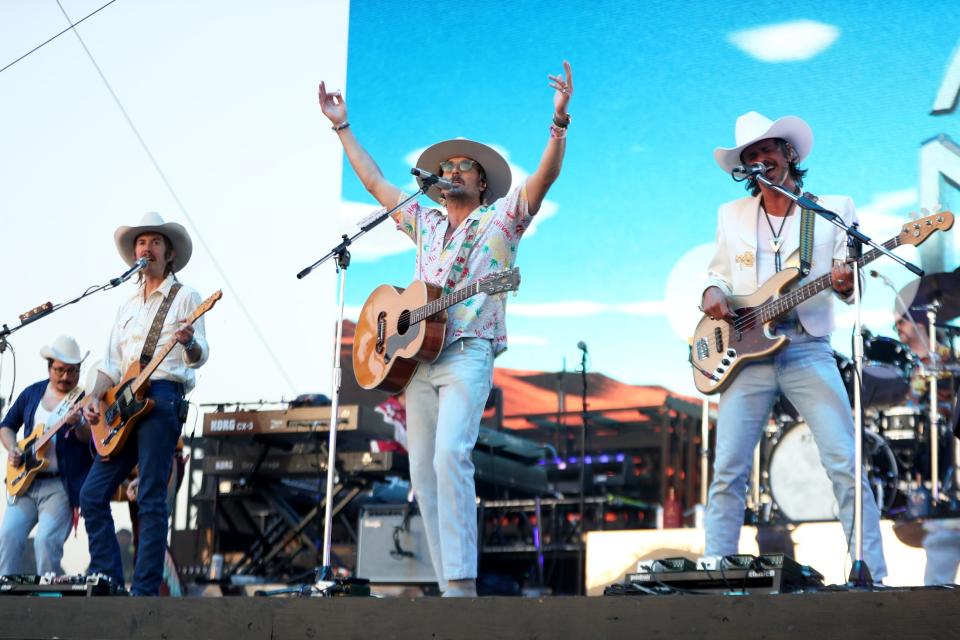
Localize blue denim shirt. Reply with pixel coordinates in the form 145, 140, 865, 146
0, 380, 94, 507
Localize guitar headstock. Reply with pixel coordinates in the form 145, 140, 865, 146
479, 268, 521, 296
900, 211, 954, 247
189, 289, 224, 321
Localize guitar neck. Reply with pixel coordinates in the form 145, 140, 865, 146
410, 280, 485, 324
759, 237, 900, 323
131, 339, 179, 392
33, 404, 82, 450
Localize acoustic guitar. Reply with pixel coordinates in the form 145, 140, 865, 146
690, 211, 954, 395
91, 289, 222, 458
353, 268, 521, 393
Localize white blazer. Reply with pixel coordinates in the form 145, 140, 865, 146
703, 193, 859, 337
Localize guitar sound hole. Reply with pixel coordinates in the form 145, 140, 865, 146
397, 310, 411, 335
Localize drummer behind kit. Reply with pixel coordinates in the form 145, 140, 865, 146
760, 252, 960, 524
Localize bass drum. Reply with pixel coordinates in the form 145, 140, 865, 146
767, 421, 898, 521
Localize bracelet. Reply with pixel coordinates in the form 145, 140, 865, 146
183, 336, 197, 352
552, 112, 571, 128
332, 120, 350, 132
549, 123, 568, 139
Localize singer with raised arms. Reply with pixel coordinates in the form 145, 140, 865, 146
80, 212, 209, 595
699, 112, 888, 578
317, 60, 573, 597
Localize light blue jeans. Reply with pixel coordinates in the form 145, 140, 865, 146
0, 477, 73, 575
405, 337, 494, 588
705, 328, 888, 579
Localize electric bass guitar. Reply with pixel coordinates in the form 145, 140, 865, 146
91, 289, 222, 458
5, 401, 84, 498
690, 211, 954, 395
352, 268, 521, 393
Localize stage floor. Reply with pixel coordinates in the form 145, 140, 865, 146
0, 588, 958, 640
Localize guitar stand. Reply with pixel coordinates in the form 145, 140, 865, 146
296, 184, 434, 596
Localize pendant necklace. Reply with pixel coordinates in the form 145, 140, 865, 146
762, 201, 793, 272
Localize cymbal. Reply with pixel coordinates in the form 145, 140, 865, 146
898, 268, 960, 322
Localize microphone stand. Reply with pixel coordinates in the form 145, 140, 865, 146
295, 181, 434, 596
576, 346, 588, 596
751, 171, 924, 587
0, 272, 137, 377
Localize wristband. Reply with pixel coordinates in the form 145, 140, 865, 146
183, 336, 197, 352
332, 121, 350, 132
553, 112, 571, 128
549, 124, 568, 139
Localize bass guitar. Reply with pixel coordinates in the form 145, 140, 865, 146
690, 211, 954, 395
353, 268, 521, 393
91, 289, 222, 458
6, 401, 84, 498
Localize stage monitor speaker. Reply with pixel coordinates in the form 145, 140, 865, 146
356, 504, 437, 584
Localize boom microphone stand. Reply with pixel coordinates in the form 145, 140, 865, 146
744, 166, 923, 586
296, 178, 434, 595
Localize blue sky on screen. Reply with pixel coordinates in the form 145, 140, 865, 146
337, 1, 960, 394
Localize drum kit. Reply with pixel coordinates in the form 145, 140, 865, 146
757, 269, 960, 524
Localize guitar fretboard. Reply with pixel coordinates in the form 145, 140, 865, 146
759, 237, 900, 323
410, 280, 484, 324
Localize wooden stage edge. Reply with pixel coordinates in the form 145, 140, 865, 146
2, 589, 960, 640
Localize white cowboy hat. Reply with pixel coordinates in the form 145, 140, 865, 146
39, 335, 87, 365
114, 211, 193, 272
713, 111, 814, 173
415, 138, 512, 205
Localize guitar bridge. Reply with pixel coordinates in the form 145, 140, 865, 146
695, 337, 709, 361
375, 312, 386, 354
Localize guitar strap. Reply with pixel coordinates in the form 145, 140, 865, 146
140, 282, 182, 367
798, 198, 817, 277
46, 386, 84, 430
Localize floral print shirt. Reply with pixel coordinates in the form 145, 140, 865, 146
391, 184, 531, 355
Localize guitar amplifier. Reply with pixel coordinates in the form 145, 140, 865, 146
356, 505, 437, 584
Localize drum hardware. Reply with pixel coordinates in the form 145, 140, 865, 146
762, 421, 898, 523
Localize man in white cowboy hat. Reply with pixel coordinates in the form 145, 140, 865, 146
318, 61, 573, 596
700, 112, 888, 579
81, 212, 209, 595
0, 336, 93, 576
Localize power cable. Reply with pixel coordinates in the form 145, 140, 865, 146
55, 0, 299, 392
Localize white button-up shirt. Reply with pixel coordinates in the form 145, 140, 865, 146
99, 275, 209, 393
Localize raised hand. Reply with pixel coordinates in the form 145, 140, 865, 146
318, 81, 348, 125
548, 61, 573, 116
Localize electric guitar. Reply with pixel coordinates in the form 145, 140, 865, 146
5, 401, 84, 498
352, 268, 521, 393
690, 211, 954, 395
91, 289, 222, 458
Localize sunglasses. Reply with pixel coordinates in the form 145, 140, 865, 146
51, 365, 80, 377
439, 159, 478, 174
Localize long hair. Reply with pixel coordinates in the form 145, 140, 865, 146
745, 138, 807, 196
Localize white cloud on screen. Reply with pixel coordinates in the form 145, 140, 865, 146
509, 300, 667, 317
335, 200, 413, 262
728, 20, 840, 62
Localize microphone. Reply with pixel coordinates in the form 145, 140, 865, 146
110, 257, 148, 286
410, 167, 455, 190
730, 162, 766, 182
577, 341, 588, 354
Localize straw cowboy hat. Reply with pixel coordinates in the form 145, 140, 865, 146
39, 335, 87, 365
415, 138, 512, 205
114, 211, 193, 272
713, 111, 814, 173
